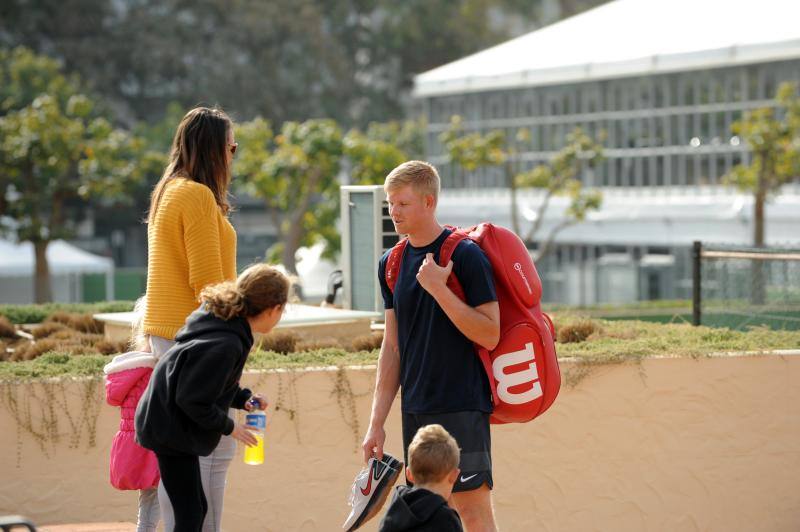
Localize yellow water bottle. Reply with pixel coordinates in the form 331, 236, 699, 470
243, 400, 266, 465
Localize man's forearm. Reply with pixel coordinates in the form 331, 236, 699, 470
429, 286, 500, 350
369, 343, 400, 429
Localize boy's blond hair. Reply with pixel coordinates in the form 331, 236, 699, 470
407, 424, 460, 485
384, 161, 441, 203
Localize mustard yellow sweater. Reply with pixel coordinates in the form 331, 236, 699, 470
143, 178, 237, 339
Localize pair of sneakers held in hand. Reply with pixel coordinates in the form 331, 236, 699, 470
343, 453, 403, 531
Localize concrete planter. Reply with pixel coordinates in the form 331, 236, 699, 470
1, 354, 798, 531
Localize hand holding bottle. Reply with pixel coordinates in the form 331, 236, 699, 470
244, 393, 268, 411
243, 396, 267, 465
230, 423, 258, 447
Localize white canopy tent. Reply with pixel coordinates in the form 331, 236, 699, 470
0, 239, 114, 303
414, 0, 800, 97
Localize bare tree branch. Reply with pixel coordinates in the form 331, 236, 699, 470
533, 219, 575, 262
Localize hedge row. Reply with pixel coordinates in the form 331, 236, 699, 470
0, 301, 136, 324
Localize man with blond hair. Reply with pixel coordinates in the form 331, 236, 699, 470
362, 161, 500, 531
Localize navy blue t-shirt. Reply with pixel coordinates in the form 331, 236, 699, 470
378, 229, 496, 414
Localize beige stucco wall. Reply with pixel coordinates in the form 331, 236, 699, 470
1, 354, 799, 531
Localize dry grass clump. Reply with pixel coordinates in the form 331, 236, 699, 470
258, 330, 300, 354
0, 316, 16, 339
0, 339, 29, 362
8, 319, 115, 361
12, 338, 98, 361
32, 322, 69, 339
95, 339, 130, 356
45, 312, 103, 334
47, 329, 104, 348
295, 338, 342, 352
350, 332, 384, 352
557, 319, 600, 344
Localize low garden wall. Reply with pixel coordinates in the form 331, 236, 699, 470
2, 354, 799, 531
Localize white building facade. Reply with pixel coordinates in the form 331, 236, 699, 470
413, 0, 800, 305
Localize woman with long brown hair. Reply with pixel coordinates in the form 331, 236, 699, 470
142, 106, 239, 531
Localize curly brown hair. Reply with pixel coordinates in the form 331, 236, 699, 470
200, 264, 289, 321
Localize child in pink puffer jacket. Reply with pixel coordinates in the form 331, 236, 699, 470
104, 297, 161, 532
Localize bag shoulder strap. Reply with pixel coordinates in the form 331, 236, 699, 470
385, 238, 408, 293
439, 227, 468, 301
386, 227, 471, 298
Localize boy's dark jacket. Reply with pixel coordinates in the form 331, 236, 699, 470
379, 485, 463, 532
135, 307, 253, 456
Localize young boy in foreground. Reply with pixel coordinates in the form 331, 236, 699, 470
379, 424, 464, 532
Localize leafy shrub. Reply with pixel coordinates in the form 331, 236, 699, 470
350, 332, 383, 352
0, 352, 110, 380
0, 301, 135, 324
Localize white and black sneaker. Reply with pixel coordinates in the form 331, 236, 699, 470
342, 452, 403, 531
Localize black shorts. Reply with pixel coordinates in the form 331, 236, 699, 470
401, 410, 492, 493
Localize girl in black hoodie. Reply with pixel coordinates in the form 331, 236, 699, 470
135, 263, 289, 531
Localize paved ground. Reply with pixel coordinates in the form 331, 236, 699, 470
38, 524, 136, 532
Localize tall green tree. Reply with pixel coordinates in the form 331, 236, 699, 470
1, 0, 610, 126
724, 81, 800, 304
0, 47, 142, 302
441, 116, 603, 260
235, 118, 343, 275
343, 118, 425, 185
234, 117, 422, 275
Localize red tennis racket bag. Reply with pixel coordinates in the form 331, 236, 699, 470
385, 223, 560, 424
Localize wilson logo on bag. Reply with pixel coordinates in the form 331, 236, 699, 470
385, 223, 560, 424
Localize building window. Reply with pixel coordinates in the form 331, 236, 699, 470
700, 155, 712, 185
523, 90, 538, 116
654, 156, 665, 186
685, 155, 697, 185
531, 124, 541, 152
594, 157, 605, 185
611, 84, 623, 111
714, 111, 727, 140
563, 89, 574, 115
642, 156, 652, 186
669, 114, 680, 145
764, 67, 777, 99
699, 76, 712, 104
623, 157, 634, 187
655, 80, 666, 107
747, 66, 762, 100
553, 124, 563, 151
547, 93, 561, 116
700, 113, 711, 141
680, 76, 695, 106
640, 79, 653, 109
719, 154, 731, 182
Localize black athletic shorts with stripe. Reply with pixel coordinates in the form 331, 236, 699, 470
401, 410, 492, 493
